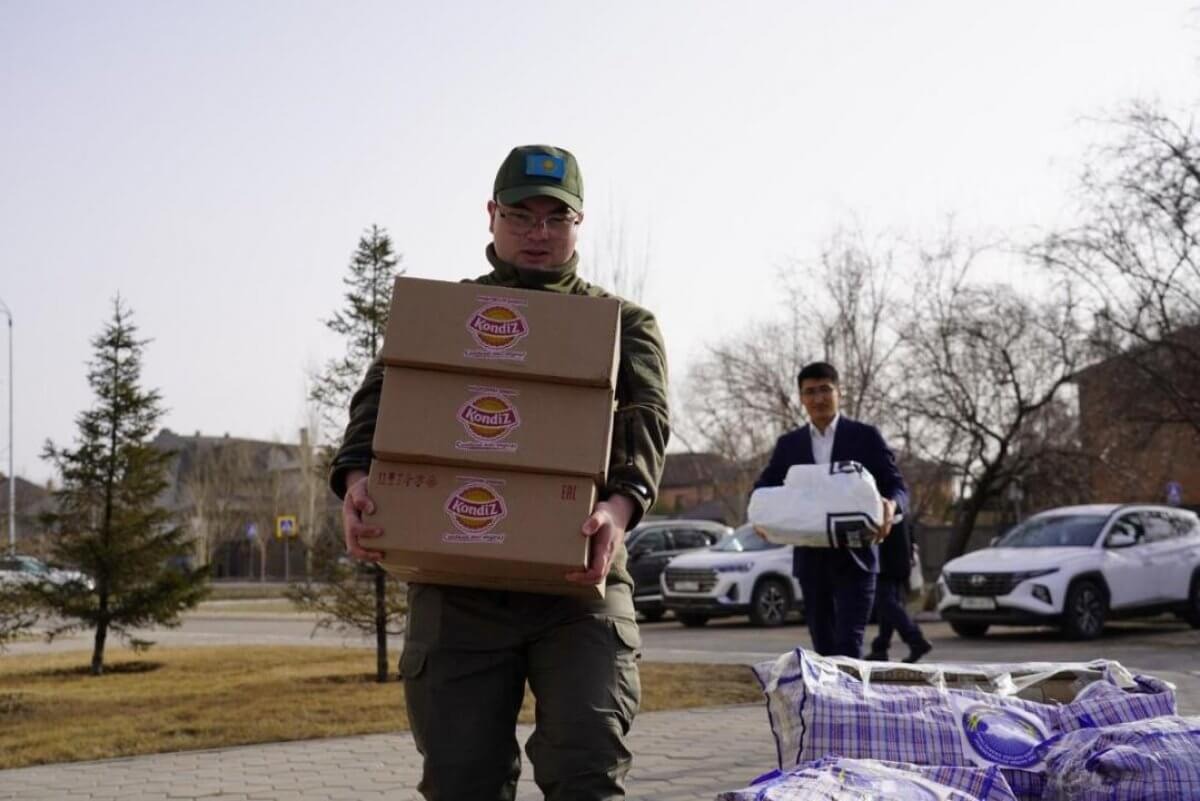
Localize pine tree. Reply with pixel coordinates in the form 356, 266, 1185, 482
294, 224, 406, 682
39, 298, 208, 675
312, 224, 401, 440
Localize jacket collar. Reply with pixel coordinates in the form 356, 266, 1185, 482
485, 244, 583, 293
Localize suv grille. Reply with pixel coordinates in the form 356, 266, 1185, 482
664, 568, 718, 593
946, 572, 1020, 597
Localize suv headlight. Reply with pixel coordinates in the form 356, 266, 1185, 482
712, 562, 752, 573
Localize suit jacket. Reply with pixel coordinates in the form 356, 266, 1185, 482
753, 416, 909, 575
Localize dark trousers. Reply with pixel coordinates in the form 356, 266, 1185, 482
401, 582, 641, 801
794, 548, 877, 658
870, 575, 926, 655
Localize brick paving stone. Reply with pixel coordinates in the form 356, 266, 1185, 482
0, 705, 778, 801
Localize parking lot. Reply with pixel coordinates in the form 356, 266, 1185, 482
8, 602, 1198, 710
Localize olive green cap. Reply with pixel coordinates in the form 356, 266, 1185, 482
493, 144, 583, 212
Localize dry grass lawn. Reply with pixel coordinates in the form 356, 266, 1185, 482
192, 599, 307, 615
0, 646, 762, 770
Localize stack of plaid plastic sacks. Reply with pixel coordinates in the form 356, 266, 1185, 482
716, 648, 1200, 800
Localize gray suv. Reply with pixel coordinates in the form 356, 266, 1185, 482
625, 520, 731, 621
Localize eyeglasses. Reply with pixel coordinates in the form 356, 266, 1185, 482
799, 384, 837, 399
496, 205, 580, 236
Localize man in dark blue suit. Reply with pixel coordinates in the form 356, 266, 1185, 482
753, 362, 908, 658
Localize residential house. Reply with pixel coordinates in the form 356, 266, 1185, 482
152, 428, 340, 580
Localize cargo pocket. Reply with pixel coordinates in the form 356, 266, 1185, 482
398, 643, 427, 681
610, 618, 642, 728
611, 617, 642, 657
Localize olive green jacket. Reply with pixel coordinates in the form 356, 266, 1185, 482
328, 245, 671, 589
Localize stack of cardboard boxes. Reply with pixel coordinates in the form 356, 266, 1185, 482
365, 276, 621, 598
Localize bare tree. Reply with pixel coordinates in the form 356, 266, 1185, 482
784, 228, 905, 423
677, 228, 904, 522
896, 243, 1088, 559
1039, 103, 1200, 433
583, 201, 650, 303
183, 441, 260, 567
294, 422, 334, 578
677, 317, 810, 522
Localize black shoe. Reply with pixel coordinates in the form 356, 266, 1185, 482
864, 650, 889, 662
902, 640, 932, 664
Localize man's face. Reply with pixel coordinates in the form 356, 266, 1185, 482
799, 378, 840, 425
488, 195, 582, 270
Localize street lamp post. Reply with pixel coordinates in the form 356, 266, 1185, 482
0, 299, 11, 553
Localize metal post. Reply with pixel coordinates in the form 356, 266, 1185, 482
0, 300, 12, 554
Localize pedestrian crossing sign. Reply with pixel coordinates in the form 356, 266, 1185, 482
275, 515, 298, 540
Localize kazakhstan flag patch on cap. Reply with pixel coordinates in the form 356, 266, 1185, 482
525, 153, 566, 181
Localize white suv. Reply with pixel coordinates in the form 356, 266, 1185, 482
661, 524, 803, 627
0, 554, 94, 591
938, 504, 1200, 640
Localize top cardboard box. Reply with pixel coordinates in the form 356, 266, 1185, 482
381, 276, 621, 387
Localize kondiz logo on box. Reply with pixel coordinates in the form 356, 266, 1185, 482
465, 296, 528, 361
456, 387, 521, 452
443, 480, 507, 543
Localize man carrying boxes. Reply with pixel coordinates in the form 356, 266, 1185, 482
329, 145, 670, 801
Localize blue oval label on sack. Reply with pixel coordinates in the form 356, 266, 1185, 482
960, 703, 1047, 769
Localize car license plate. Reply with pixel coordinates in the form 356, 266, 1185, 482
675, 581, 700, 592
960, 597, 996, 611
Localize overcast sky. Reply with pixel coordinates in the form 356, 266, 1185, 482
3, 1, 1200, 485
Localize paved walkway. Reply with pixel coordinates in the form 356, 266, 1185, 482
0, 705, 774, 801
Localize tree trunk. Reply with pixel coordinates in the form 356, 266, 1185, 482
374, 565, 388, 682
945, 491, 989, 562
91, 619, 108, 676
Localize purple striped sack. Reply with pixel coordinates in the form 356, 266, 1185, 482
716, 756, 1017, 801
752, 649, 1176, 801
1037, 715, 1200, 801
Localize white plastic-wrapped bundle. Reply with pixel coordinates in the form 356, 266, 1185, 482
752, 649, 1177, 801
1037, 716, 1200, 800
748, 460, 884, 548
717, 757, 1017, 801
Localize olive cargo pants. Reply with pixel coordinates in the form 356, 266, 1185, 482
399, 582, 642, 801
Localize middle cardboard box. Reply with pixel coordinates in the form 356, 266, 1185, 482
373, 366, 615, 482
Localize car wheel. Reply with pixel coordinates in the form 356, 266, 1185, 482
1062, 579, 1107, 640
750, 577, 791, 627
678, 612, 709, 628
640, 608, 665, 623
949, 621, 989, 638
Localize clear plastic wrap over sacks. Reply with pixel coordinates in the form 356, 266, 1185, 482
748, 461, 884, 548
752, 649, 1177, 801
716, 756, 1017, 801
1037, 715, 1200, 800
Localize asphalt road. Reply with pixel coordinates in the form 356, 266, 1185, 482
8, 602, 1198, 711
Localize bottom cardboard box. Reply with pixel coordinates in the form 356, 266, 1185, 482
367, 459, 604, 599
